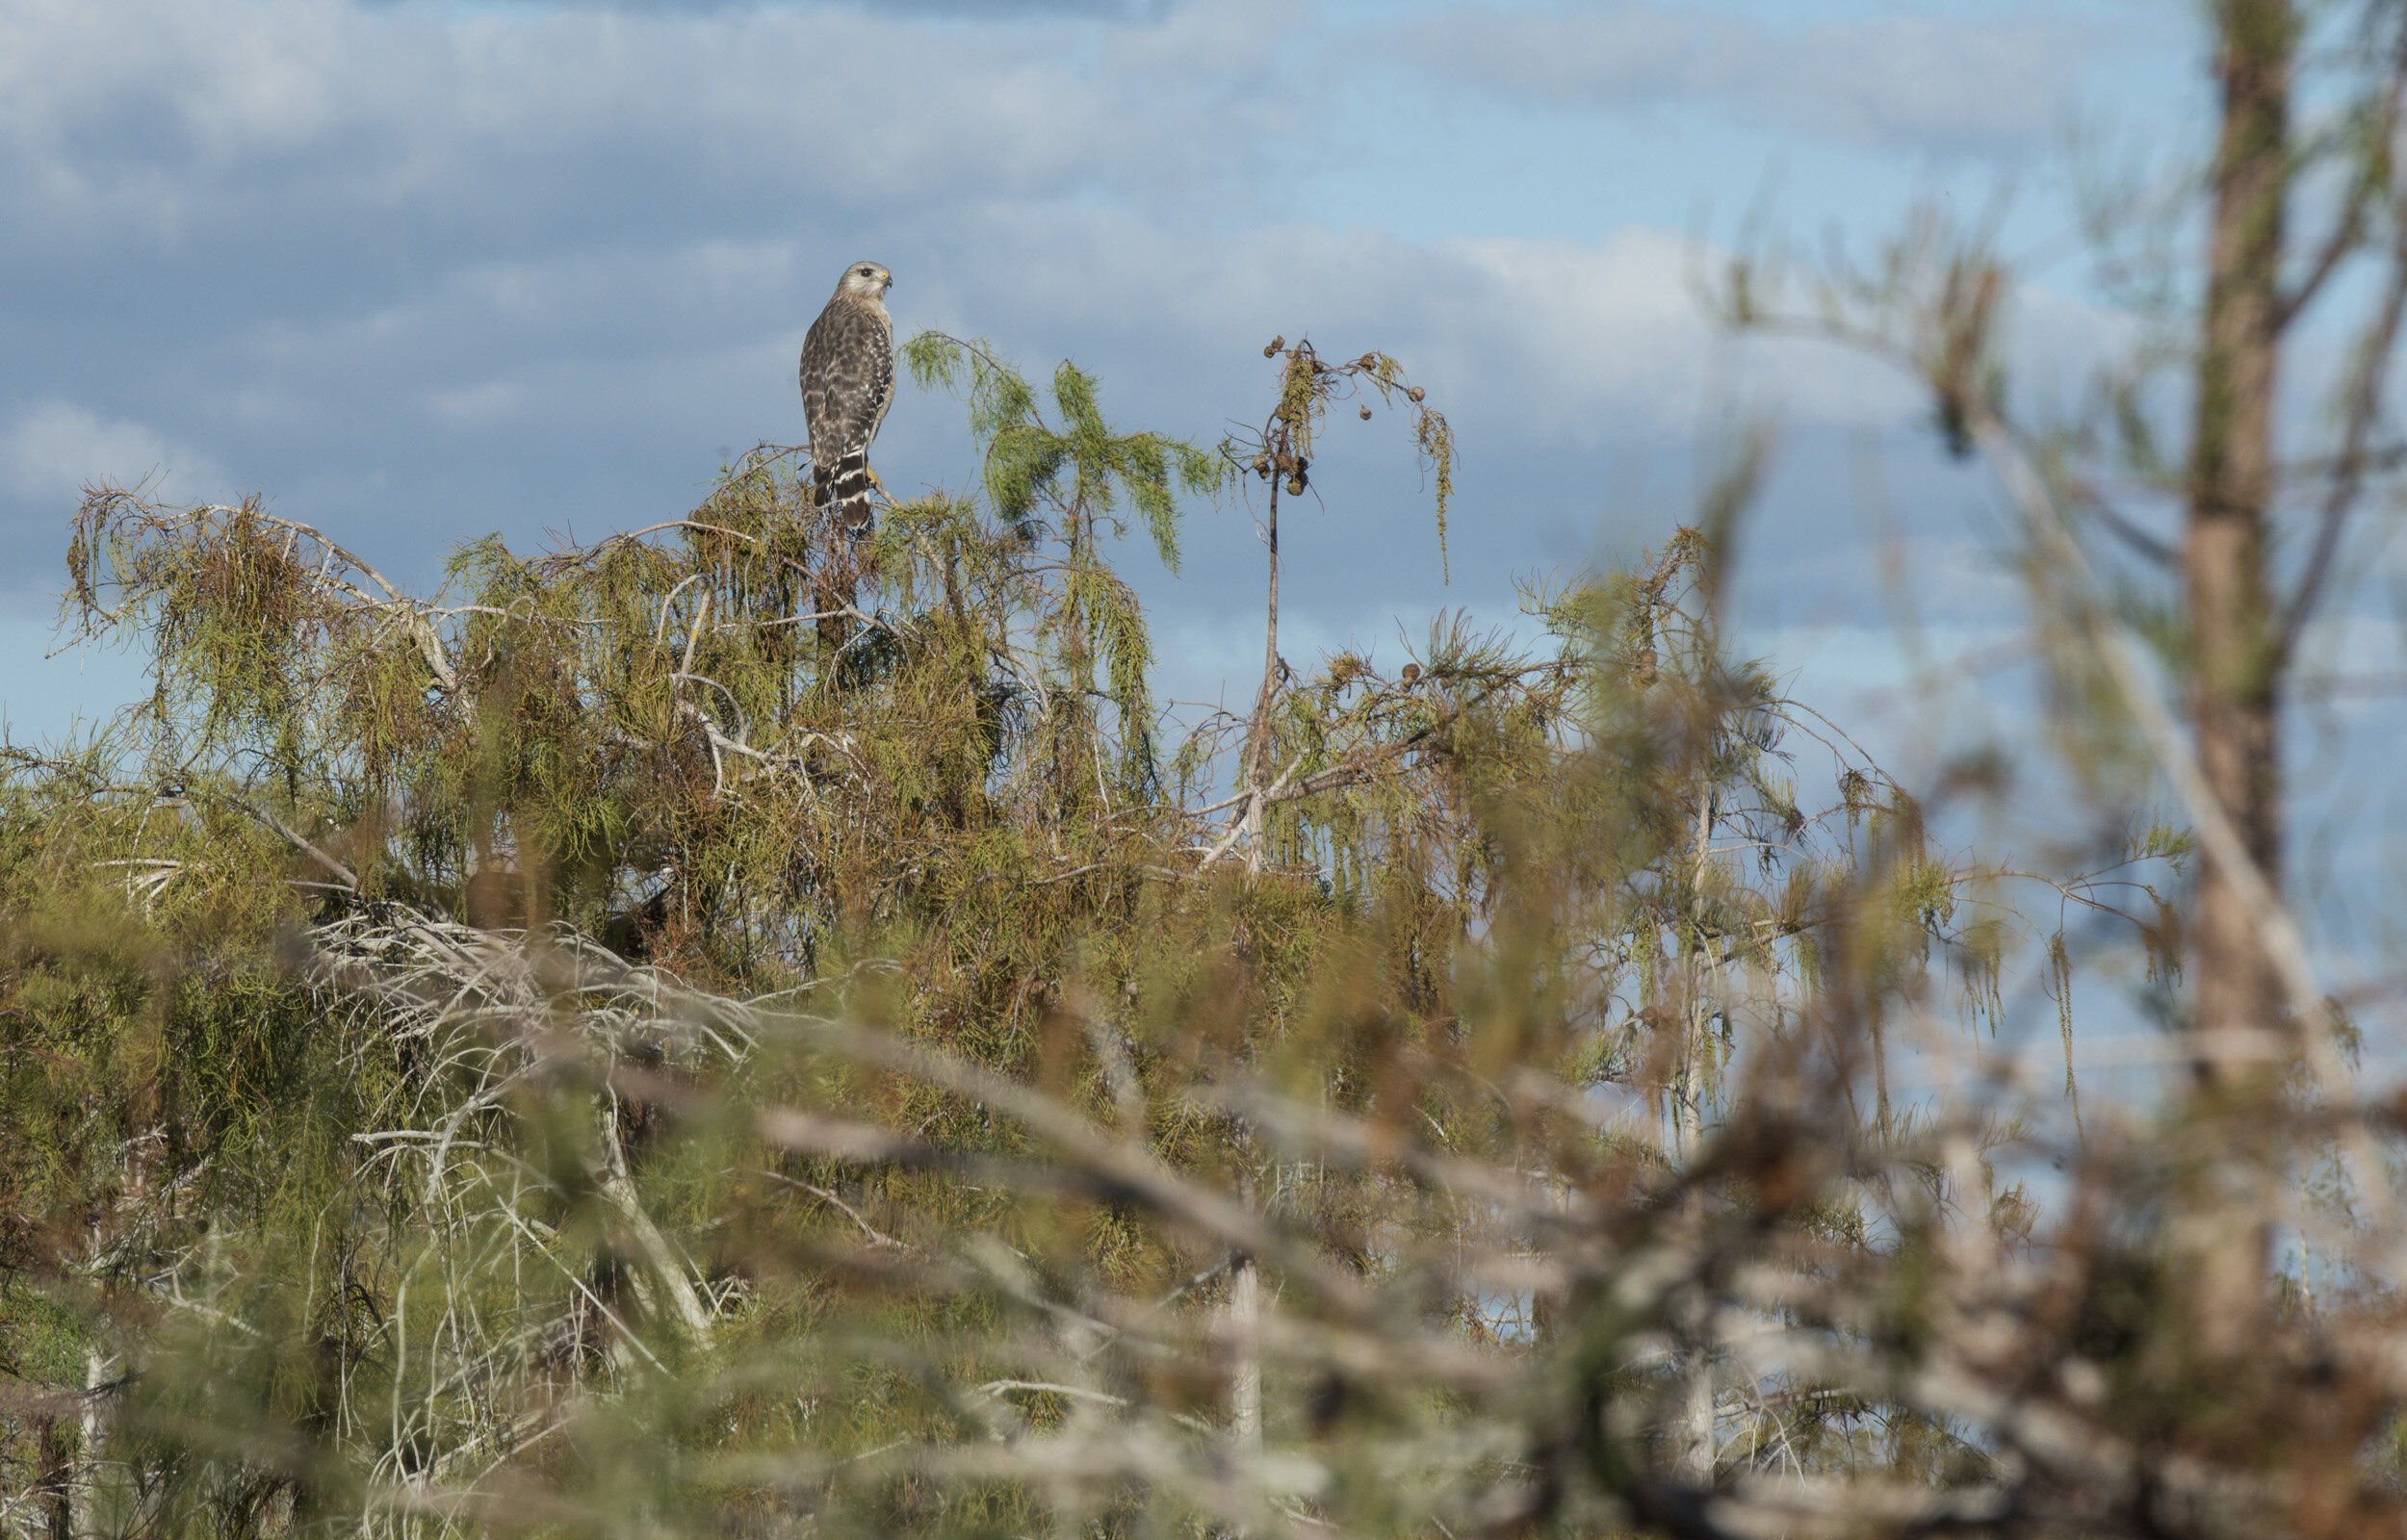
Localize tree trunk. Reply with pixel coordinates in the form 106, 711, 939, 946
1242, 476, 1281, 875
1669, 785, 1715, 1481
2180, 0, 2292, 1360
1228, 1253, 1263, 1452
72, 1350, 108, 1540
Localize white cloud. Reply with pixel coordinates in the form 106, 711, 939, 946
0, 400, 222, 501
426, 379, 530, 424
0, 0, 1307, 250
1436, 229, 1917, 435
894, 209, 1921, 439
1395, 4, 2097, 155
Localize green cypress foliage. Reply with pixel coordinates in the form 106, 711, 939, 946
0, 340, 2195, 1538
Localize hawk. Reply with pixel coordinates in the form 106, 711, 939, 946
799, 260, 895, 535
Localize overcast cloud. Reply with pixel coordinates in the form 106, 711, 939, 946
1394, 4, 2099, 156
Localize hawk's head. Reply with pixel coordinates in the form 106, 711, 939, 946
837, 262, 893, 300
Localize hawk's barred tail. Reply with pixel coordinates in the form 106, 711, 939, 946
815, 449, 877, 535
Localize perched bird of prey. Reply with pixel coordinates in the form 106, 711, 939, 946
799, 260, 895, 535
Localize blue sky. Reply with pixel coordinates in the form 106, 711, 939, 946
0, 0, 2186, 602
0, 0, 2193, 727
